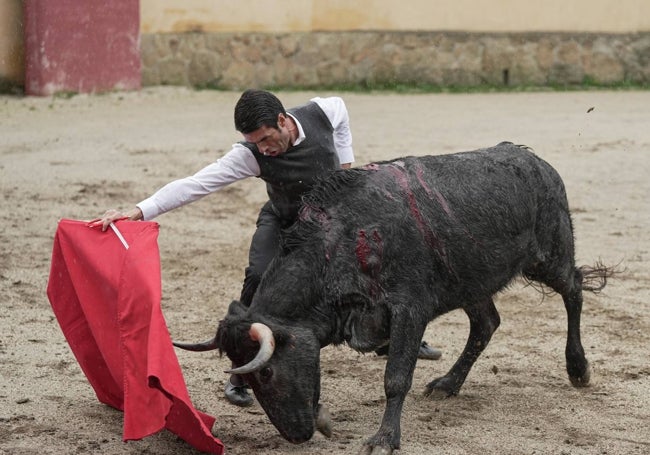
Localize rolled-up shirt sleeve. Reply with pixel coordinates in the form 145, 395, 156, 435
311, 96, 355, 165
136, 144, 260, 220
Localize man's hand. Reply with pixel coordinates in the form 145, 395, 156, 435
99, 207, 143, 231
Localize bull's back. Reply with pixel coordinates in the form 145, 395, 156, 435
410, 143, 564, 207
334, 143, 570, 304
354, 143, 567, 232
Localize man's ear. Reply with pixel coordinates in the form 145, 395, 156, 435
277, 113, 287, 128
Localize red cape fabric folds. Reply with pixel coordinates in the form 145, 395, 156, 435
46, 219, 224, 454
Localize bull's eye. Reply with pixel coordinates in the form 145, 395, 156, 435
259, 366, 273, 382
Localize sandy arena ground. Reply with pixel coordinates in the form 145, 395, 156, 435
1, 88, 649, 454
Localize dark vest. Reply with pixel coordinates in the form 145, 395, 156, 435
241, 101, 340, 221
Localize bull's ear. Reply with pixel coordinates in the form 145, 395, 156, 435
216, 317, 254, 360
226, 300, 247, 317
267, 326, 293, 348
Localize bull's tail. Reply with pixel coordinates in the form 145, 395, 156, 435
579, 260, 619, 293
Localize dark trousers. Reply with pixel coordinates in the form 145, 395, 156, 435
230, 201, 286, 389
239, 201, 285, 307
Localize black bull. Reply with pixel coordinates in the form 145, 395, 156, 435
174, 142, 611, 454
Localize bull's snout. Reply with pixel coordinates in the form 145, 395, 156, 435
274, 404, 332, 443
281, 423, 315, 444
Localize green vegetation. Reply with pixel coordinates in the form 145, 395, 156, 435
3, 77, 648, 97
261, 77, 649, 94
52, 91, 78, 99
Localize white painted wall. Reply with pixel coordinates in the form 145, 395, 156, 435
141, 0, 650, 33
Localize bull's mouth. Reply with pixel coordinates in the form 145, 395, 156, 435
277, 421, 315, 444
285, 433, 313, 444
271, 404, 332, 443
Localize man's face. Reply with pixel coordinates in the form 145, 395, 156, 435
242, 114, 293, 157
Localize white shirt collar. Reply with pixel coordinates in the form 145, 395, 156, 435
287, 112, 306, 147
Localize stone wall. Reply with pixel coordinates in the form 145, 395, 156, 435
141, 31, 650, 89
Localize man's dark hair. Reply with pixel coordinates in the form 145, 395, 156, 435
234, 89, 287, 134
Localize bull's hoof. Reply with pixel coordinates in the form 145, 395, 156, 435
424, 377, 458, 399
425, 387, 452, 400
569, 362, 591, 387
359, 444, 393, 455
359, 430, 399, 455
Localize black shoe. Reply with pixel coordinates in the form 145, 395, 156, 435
224, 380, 254, 407
418, 341, 442, 360
374, 345, 389, 356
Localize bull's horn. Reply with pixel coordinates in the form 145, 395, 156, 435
172, 337, 219, 352
225, 322, 275, 375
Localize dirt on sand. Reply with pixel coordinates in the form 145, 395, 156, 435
1, 88, 649, 455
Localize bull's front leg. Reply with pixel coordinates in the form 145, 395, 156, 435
425, 298, 500, 397
360, 307, 425, 455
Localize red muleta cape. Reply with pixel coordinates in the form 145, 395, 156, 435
46, 219, 224, 454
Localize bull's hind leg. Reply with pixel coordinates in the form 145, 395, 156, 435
425, 298, 500, 398
527, 197, 591, 387
543, 266, 591, 387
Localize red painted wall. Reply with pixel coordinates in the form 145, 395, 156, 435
24, 0, 140, 96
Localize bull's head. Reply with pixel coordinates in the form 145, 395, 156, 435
173, 301, 329, 443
